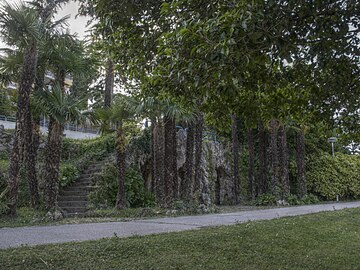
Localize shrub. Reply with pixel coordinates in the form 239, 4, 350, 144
255, 194, 277, 206
59, 164, 80, 188
89, 164, 155, 208
302, 194, 320, 204
287, 194, 302, 205
306, 153, 360, 200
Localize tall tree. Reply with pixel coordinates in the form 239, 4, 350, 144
0, 2, 43, 215
34, 86, 84, 210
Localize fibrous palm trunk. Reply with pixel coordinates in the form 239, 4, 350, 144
164, 116, 176, 206
247, 128, 256, 200
258, 121, 267, 195
296, 127, 307, 198
7, 44, 38, 216
231, 114, 240, 204
278, 123, 290, 198
26, 63, 45, 208
154, 120, 165, 206
104, 58, 114, 108
44, 119, 64, 210
182, 122, 195, 201
115, 121, 127, 209
269, 119, 279, 198
193, 115, 204, 198
150, 118, 156, 193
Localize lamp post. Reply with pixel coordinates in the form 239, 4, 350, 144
328, 137, 338, 201
327, 137, 337, 157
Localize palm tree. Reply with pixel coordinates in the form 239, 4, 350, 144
27, 14, 71, 209
34, 85, 85, 210
0, 2, 44, 215
96, 95, 136, 209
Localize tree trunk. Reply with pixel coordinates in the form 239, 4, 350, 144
231, 114, 240, 204
192, 115, 204, 199
150, 118, 156, 194
171, 118, 178, 200
26, 63, 46, 208
247, 128, 256, 200
154, 119, 165, 206
164, 116, 176, 206
296, 127, 307, 198
258, 121, 267, 195
115, 121, 127, 209
269, 119, 279, 198
278, 123, 290, 198
104, 58, 114, 108
44, 119, 64, 210
182, 122, 195, 201
7, 44, 38, 216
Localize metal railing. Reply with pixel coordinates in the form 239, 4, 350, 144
1, 115, 99, 134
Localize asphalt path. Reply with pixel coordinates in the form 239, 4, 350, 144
1, 201, 360, 249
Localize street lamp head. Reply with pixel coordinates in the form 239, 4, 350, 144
327, 137, 337, 143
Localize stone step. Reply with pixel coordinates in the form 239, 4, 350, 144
70, 181, 92, 187
63, 186, 95, 192
58, 196, 88, 201
78, 174, 93, 179
61, 206, 87, 213
58, 201, 88, 207
60, 190, 88, 196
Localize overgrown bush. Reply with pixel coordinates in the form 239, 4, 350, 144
254, 194, 277, 206
306, 153, 360, 200
59, 164, 80, 188
89, 164, 155, 208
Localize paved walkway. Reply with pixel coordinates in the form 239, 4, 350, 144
1, 201, 360, 249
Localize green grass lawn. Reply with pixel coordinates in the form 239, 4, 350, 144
1, 208, 360, 270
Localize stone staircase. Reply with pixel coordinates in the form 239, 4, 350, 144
58, 158, 113, 217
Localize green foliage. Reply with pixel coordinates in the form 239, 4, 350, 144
62, 134, 115, 161
254, 194, 277, 206
89, 164, 155, 208
286, 194, 320, 206
287, 194, 302, 205
302, 194, 320, 205
307, 153, 360, 200
59, 164, 80, 188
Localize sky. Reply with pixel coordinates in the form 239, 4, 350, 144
56, 0, 89, 39
0, 0, 89, 48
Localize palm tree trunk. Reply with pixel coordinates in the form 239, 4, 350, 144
269, 119, 279, 198
296, 127, 307, 198
150, 118, 156, 194
258, 121, 267, 195
182, 122, 195, 201
44, 119, 64, 210
104, 58, 114, 108
231, 114, 240, 204
153, 119, 165, 206
171, 118, 178, 200
116, 121, 127, 209
193, 115, 204, 199
7, 44, 38, 216
26, 63, 45, 208
247, 128, 256, 200
164, 116, 176, 206
278, 123, 290, 198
